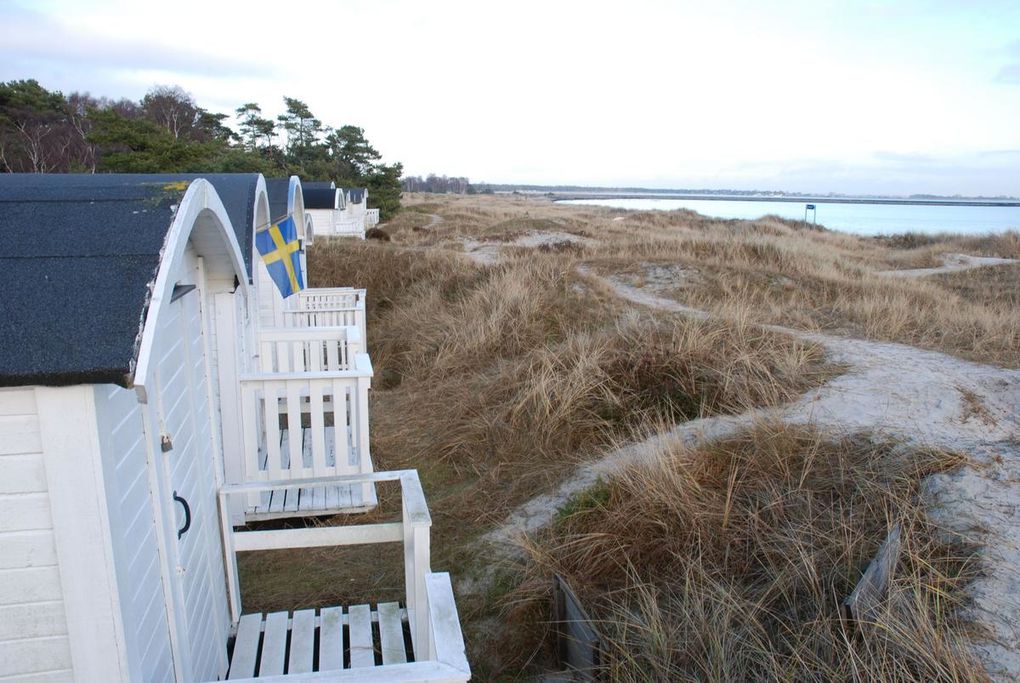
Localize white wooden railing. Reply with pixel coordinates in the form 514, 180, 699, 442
257, 325, 362, 373
365, 208, 380, 228
221, 323, 374, 521
336, 217, 365, 239
293, 288, 364, 310
283, 288, 367, 348
217, 471, 471, 682
238, 354, 372, 483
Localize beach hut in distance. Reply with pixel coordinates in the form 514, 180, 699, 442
0, 175, 469, 682
302, 182, 346, 239
284, 177, 369, 345
341, 187, 379, 231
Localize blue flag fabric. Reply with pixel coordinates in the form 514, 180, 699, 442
256, 216, 304, 298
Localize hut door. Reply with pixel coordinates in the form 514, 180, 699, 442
151, 248, 231, 682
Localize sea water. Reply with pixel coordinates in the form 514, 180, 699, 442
559, 197, 1020, 236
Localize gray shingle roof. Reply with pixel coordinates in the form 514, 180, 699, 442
0, 173, 264, 387
0, 174, 192, 387
303, 187, 338, 210
265, 177, 292, 225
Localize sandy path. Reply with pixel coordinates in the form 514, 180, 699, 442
460, 231, 590, 265
877, 252, 1018, 278
486, 272, 1020, 679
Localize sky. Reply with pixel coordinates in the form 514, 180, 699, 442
1, 0, 1018, 196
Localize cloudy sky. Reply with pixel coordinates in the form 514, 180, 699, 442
2, 0, 1018, 195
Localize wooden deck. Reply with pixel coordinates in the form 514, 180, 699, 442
219, 472, 471, 683
227, 603, 411, 678
245, 425, 376, 521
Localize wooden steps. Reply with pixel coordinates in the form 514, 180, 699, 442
226, 604, 411, 678
244, 425, 377, 521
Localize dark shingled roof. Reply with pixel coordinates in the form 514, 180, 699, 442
301, 181, 334, 191
303, 187, 338, 210
0, 173, 263, 387
0, 174, 193, 387
265, 177, 292, 224
346, 188, 366, 205
132, 173, 260, 276
39, 173, 262, 276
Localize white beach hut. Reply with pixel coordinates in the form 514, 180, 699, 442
341, 188, 371, 228
72, 175, 373, 520
302, 184, 343, 238
0, 174, 469, 682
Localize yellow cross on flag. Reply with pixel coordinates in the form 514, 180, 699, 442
256, 216, 304, 298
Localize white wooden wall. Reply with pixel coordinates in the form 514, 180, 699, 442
93, 384, 175, 683
0, 388, 74, 681
307, 208, 335, 237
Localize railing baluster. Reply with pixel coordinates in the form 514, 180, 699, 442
243, 324, 369, 485
333, 378, 352, 474
292, 338, 304, 373
286, 381, 303, 476
310, 380, 327, 477
259, 339, 272, 372
264, 382, 282, 479
277, 340, 291, 373
326, 335, 339, 371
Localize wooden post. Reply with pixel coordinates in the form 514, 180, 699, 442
213, 292, 248, 522
218, 490, 241, 623
844, 524, 902, 623
552, 574, 601, 678
401, 472, 432, 658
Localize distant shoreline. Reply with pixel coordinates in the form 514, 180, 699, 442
551, 193, 1020, 208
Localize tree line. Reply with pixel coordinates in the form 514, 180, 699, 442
401, 174, 474, 194
0, 80, 403, 218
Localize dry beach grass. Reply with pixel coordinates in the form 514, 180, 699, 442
393, 194, 1019, 366
295, 240, 827, 576
239, 193, 1017, 679
516, 423, 983, 681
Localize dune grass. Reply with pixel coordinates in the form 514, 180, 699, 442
307, 241, 828, 536
514, 423, 982, 681
388, 193, 1019, 366
932, 262, 1020, 310
236, 238, 824, 673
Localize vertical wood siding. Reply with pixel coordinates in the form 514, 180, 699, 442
152, 246, 231, 681
308, 208, 335, 237
0, 388, 73, 681
93, 384, 175, 683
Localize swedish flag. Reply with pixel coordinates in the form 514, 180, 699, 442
256, 216, 304, 298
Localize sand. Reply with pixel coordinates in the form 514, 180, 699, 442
878, 252, 1018, 278
459, 231, 590, 265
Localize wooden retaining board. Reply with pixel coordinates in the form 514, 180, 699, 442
553, 574, 602, 678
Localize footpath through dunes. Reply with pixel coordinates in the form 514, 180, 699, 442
489, 267, 1020, 680
877, 252, 1019, 278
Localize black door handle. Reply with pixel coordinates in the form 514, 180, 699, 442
173, 490, 192, 539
